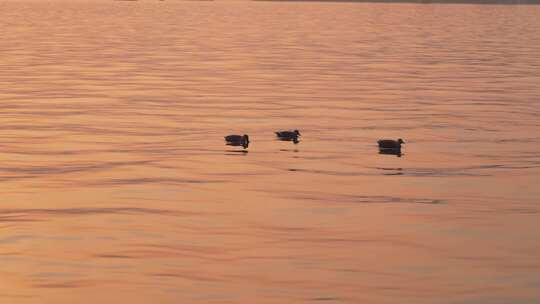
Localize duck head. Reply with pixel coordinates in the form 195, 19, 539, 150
294, 130, 301, 136
398, 138, 404, 144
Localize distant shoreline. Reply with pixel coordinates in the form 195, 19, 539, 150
253, 0, 540, 4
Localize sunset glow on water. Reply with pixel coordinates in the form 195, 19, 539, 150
1, 1, 540, 303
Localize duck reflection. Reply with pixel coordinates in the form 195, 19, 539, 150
225, 149, 249, 155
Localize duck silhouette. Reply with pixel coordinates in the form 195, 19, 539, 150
225, 134, 249, 149
378, 138, 404, 149
378, 138, 404, 157
275, 130, 301, 144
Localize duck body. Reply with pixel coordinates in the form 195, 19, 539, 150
225, 134, 249, 148
379, 148, 402, 157
378, 138, 404, 150
275, 130, 301, 143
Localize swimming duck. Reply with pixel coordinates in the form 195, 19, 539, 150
378, 138, 404, 150
275, 130, 301, 144
225, 134, 249, 149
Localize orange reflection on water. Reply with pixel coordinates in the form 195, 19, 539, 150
1, 0, 540, 303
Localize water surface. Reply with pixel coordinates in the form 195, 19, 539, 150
1, 1, 540, 303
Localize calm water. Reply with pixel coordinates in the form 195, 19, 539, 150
1, 0, 540, 303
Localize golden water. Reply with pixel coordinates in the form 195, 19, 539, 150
1, 0, 540, 303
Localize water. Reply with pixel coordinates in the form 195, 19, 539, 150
1, 0, 540, 303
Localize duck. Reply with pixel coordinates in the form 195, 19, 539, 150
275, 130, 301, 144
225, 134, 249, 149
378, 138, 404, 150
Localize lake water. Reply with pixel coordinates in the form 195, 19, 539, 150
1, 0, 540, 303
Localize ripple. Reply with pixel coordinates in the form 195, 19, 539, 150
0, 160, 154, 176
83, 177, 222, 186
273, 190, 447, 205
0, 207, 199, 223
